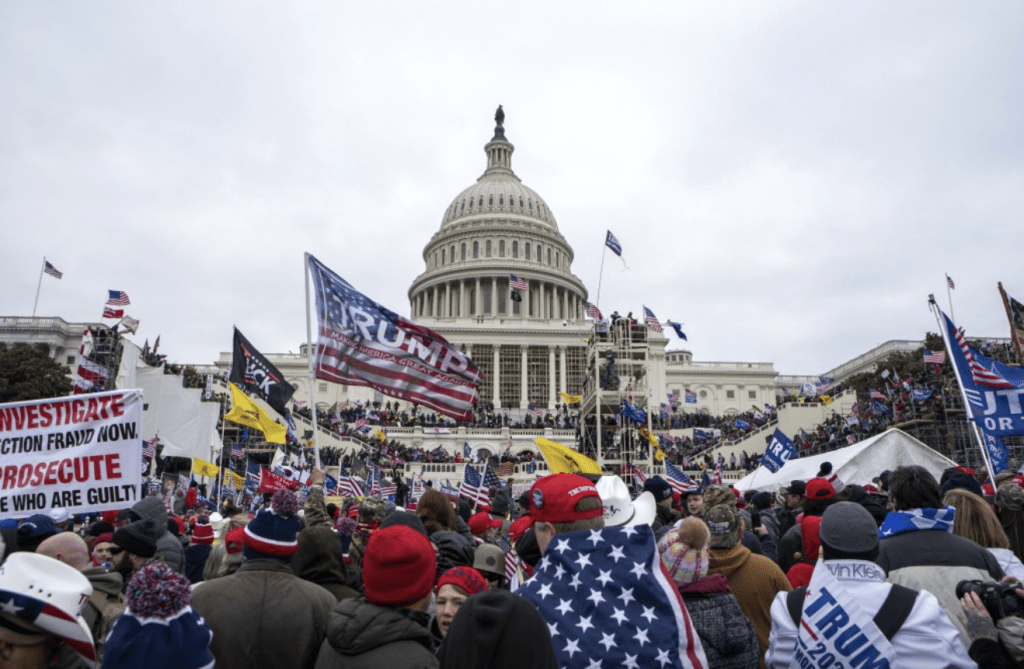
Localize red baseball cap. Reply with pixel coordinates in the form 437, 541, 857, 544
509, 515, 533, 544
529, 474, 602, 524
805, 478, 836, 501
468, 512, 503, 536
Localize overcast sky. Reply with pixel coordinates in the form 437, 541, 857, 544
3, 2, 1021, 377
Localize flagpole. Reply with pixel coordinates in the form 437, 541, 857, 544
215, 385, 228, 510
596, 243, 607, 311
32, 257, 46, 317
304, 253, 322, 470
998, 282, 1024, 366
928, 297, 995, 486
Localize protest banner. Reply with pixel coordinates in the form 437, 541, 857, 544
0, 390, 143, 518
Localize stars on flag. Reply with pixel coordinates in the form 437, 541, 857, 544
44, 260, 62, 279
642, 306, 662, 332
509, 273, 528, 290
106, 290, 130, 306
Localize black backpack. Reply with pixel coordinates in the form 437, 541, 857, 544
786, 583, 917, 641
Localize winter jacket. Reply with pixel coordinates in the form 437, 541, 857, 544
81, 567, 125, 665
988, 546, 1024, 582
184, 543, 212, 584
876, 520, 1005, 649
192, 558, 337, 669
291, 526, 359, 602
708, 543, 791, 667
314, 598, 438, 669
775, 523, 803, 573
679, 573, 760, 669
130, 495, 185, 573
766, 559, 975, 669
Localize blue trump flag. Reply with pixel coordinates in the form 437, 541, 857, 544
982, 429, 1009, 474
911, 388, 934, 402
619, 401, 645, 423
666, 320, 688, 341
605, 230, 622, 256
735, 419, 750, 430
939, 308, 1024, 438
761, 429, 798, 473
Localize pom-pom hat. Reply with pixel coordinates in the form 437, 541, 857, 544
190, 514, 214, 546
0, 552, 95, 662
102, 563, 214, 669
528, 474, 602, 524
243, 489, 300, 560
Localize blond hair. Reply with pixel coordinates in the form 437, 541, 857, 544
943, 488, 1010, 549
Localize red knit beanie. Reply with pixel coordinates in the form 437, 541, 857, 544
191, 514, 214, 546
362, 525, 436, 608
436, 566, 489, 597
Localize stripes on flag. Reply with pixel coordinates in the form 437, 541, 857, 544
106, 290, 130, 306
923, 349, 946, 364
44, 260, 62, 279
509, 274, 528, 291
527, 403, 544, 417
142, 435, 158, 460
950, 323, 1015, 389
643, 306, 662, 332
585, 301, 603, 320
628, 463, 647, 485
664, 460, 697, 495
339, 476, 364, 498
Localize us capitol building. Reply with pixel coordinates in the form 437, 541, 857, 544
3, 109, 919, 466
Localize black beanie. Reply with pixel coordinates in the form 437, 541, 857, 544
112, 519, 158, 558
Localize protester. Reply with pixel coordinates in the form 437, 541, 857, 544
944, 487, 1024, 581
90, 533, 114, 568
36, 532, 126, 666
184, 514, 215, 584
775, 480, 805, 538
192, 489, 336, 669
517, 473, 709, 668
658, 517, 759, 669
472, 544, 507, 590
200, 525, 245, 583
705, 504, 791, 666
437, 589, 558, 669
777, 477, 837, 573
314, 524, 438, 668
995, 483, 1024, 564
685, 487, 706, 518
643, 475, 681, 531
784, 515, 821, 589
0, 552, 96, 667
467, 512, 502, 542
767, 502, 974, 668
102, 563, 215, 669
127, 496, 185, 573
110, 518, 162, 590
433, 566, 489, 641
291, 525, 359, 602
876, 465, 1005, 648
596, 474, 657, 528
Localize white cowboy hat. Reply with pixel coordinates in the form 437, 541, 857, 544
0, 552, 95, 662
596, 475, 657, 528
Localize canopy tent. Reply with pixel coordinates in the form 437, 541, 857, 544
734, 428, 958, 493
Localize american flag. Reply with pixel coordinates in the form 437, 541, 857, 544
482, 465, 502, 490
685, 390, 697, 404
947, 274, 955, 290
868, 388, 887, 401
306, 254, 482, 422
379, 473, 397, 497
231, 444, 244, 460
947, 318, 1016, 389
628, 463, 648, 485
244, 459, 261, 491
711, 463, 723, 484
585, 301, 603, 320
101, 307, 123, 319
460, 464, 489, 506
509, 274, 528, 290
665, 460, 697, 495
643, 306, 663, 332
142, 435, 158, 460
338, 476, 364, 498
353, 418, 367, 429
44, 260, 63, 279
505, 550, 518, 585
528, 403, 544, 417
106, 290, 130, 306
517, 526, 708, 669
410, 474, 425, 502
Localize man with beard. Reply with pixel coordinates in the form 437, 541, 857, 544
109, 519, 161, 591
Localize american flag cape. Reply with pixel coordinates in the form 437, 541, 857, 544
306, 254, 481, 421
0, 587, 95, 661
517, 526, 708, 669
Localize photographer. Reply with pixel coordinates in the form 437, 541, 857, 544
959, 582, 1024, 668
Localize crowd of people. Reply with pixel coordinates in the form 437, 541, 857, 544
5, 456, 1024, 668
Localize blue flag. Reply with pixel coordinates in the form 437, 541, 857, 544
693, 428, 709, 441
982, 429, 1009, 474
463, 442, 472, 457
911, 388, 934, 402
761, 429, 798, 473
735, 419, 750, 430
666, 321, 688, 341
939, 308, 1024, 437
701, 469, 711, 488
605, 230, 622, 256
872, 400, 891, 415
620, 401, 645, 423
324, 474, 337, 492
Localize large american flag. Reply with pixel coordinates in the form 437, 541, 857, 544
106, 290, 130, 306
509, 273, 528, 290
643, 306, 663, 332
868, 388, 887, 401
307, 254, 481, 421
585, 301, 603, 320
338, 476, 364, 498
950, 321, 1015, 389
459, 464, 489, 506
482, 465, 502, 489
665, 460, 698, 495
517, 526, 708, 669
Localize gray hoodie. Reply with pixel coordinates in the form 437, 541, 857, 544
130, 495, 185, 573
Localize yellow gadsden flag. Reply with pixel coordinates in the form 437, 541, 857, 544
559, 392, 582, 405
637, 426, 660, 449
222, 469, 244, 490
224, 383, 287, 444
192, 457, 220, 478
534, 437, 602, 475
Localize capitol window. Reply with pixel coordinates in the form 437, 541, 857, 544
726, 390, 735, 399
486, 240, 492, 257
749, 390, 757, 399
442, 248, 446, 264
547, 248, 551, 265
499, 195, 504, 205
499, 240, 505, 257
473, 241, 479, 258
489, 195, 493, 206
528, 199, 532, 210
450, 245, 455, 262
536, 245, 542, 261
460, 200, 465, 211
461, 243, 466, 260
525, 242, 531, 259
512, 241, 518, 258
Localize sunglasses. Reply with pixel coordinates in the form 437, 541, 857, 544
107, 546, 124, 556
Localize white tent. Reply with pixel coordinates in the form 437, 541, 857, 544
734, 428, 958, 492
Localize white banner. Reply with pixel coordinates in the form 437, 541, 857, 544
0, 390, 143, 518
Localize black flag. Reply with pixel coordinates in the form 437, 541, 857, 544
230, 327, 296, 417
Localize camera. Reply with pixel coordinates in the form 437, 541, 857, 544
956, 580, 1023, 621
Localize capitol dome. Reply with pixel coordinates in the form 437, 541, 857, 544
409, 108, 588, 326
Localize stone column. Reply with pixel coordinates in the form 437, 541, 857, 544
548, 346, 556, 408
520, 345, 529, 409
490, 277, 497, 316
474, 278, 481, 316
492, 345, 501, 407
562, 288, 568, 321
431, 286, 438, 317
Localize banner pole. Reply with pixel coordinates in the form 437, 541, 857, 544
32, 257, 45, 317
304, 253, 322, 470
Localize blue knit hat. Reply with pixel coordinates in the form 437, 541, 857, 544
243, 489, 300, 560
101, 563, 214, 669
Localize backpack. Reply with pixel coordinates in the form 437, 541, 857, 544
85, 588, 126, 661
786, 583, 917, 641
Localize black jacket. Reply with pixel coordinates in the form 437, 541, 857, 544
314, 598, 438, 669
